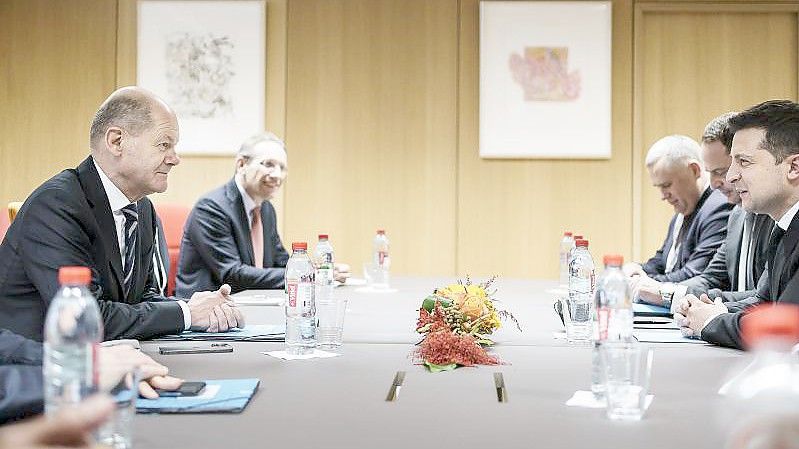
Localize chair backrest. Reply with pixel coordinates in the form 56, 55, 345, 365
0, 209, 9, 244
8, 201, 23, 222
153, 203, 191, 297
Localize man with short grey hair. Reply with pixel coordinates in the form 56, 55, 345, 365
625, 134, 733, 287
176, 132, 350, 296
633, 114, 774, 309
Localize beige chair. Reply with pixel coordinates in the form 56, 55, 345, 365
8, 201, 22, 222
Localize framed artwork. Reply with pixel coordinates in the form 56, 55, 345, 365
137, 0, 265, 155
479, 1, 612, 159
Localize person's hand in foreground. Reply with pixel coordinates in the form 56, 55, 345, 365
0, 395, 113, 448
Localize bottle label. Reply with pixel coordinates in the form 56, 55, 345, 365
287, 281, 298, 308
596, 306, 609, 341
317, 268, 333, 285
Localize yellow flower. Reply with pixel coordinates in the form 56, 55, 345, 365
461, 295, 489, 320
465, 284, 487, 298
437, 284, 468, 306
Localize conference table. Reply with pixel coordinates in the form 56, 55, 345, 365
136, 277, 745, 449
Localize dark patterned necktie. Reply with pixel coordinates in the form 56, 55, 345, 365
766, 226, 786, 272
122, 203, 138, 298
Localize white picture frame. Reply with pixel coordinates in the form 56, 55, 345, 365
479, 1, 612, 159
137, 0, 265, 155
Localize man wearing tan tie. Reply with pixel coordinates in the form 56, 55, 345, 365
176, 133, 288, 296
176, 133, 350, 297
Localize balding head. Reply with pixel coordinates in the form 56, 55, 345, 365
89, 87, 175, 152
89, 87, 180, 202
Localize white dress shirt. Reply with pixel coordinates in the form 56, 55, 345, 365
93, 159, 192, 330
234, 177, 258, 227
776, 198, 799, 231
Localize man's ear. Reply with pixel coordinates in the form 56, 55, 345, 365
786, 154, 799, 181
689, 161, 702, 179
234, 157, 247, 172
105, 127, 124, 156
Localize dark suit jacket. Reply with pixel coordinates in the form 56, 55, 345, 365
0, 157, 184, 342
702, 209, 799, 349
642, 188, 733, 282
0, 329, 44, 424
681, 207, 773, 296
175, 179, 289, 297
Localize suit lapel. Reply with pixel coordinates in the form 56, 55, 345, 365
774, 211, 799, 299
76, 157, 125, 299
225, 179, 256, 266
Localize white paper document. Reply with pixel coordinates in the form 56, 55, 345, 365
566, 390, 654, 410
633, 329, 707, 344
262, 349, 342, 361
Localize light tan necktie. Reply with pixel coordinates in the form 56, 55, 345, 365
251, 207, 264, 269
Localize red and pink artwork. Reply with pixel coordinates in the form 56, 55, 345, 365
509, 47, 581, 102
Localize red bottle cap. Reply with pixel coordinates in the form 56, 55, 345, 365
563, 231, 573, 237
377, 229, 385, 235
318, 234, 328, 240
742, 304, 799, 348
58, 266, 91, 285
574, 235, 584, 240
575, 239, 589, 247
603, 254, 624, 266
292, 242, 308, 251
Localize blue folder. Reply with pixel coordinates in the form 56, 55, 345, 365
633, 303, 672, 317
154, 324, 285, 341
136, 378, 260, 414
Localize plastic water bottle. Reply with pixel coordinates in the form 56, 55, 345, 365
285, 242, 316, 355
591, 254, 633, 398
43, 266, 103, 415
567, 239, 595, 343
718, 304, 799, 449
314, 234, 335, 287
372, 229, 390, 288
559, 231, 575, 286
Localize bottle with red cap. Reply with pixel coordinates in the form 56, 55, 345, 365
372, 229, 390, 288
566, 239, 595, 343
43, 266, 103, 416
559, 231, 575, 286
285, 242, 316, 355
314, 234, 335, 287
719, 304, 799, 449
591, 254, 633, 398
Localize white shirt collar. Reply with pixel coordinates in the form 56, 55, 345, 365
234, 177, 257, 214
777, 198, 799, 231
93, 158, 132, 212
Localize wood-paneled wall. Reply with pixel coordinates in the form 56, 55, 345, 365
283, 0, 459, 275
1, 0, 797, 279
633, 2, 799, 260
0, 0, 117, 206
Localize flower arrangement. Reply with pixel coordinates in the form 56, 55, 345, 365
415, 276, 520, 372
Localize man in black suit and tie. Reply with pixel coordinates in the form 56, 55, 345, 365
676, 99, 799, 349
624, 135, 733, 283
176, 133, 350, 296
0, 87, 243, 341
633, 113, 774, 308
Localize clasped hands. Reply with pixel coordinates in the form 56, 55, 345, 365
187, 283, 245, 332
673, 293, 727, 337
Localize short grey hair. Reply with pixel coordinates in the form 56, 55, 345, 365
89, 94, 153, 148
236, 132, 286, 161
645, 134, 703, 170
702, 111, 737, 146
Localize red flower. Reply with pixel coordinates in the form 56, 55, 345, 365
418, 329, 499, 367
